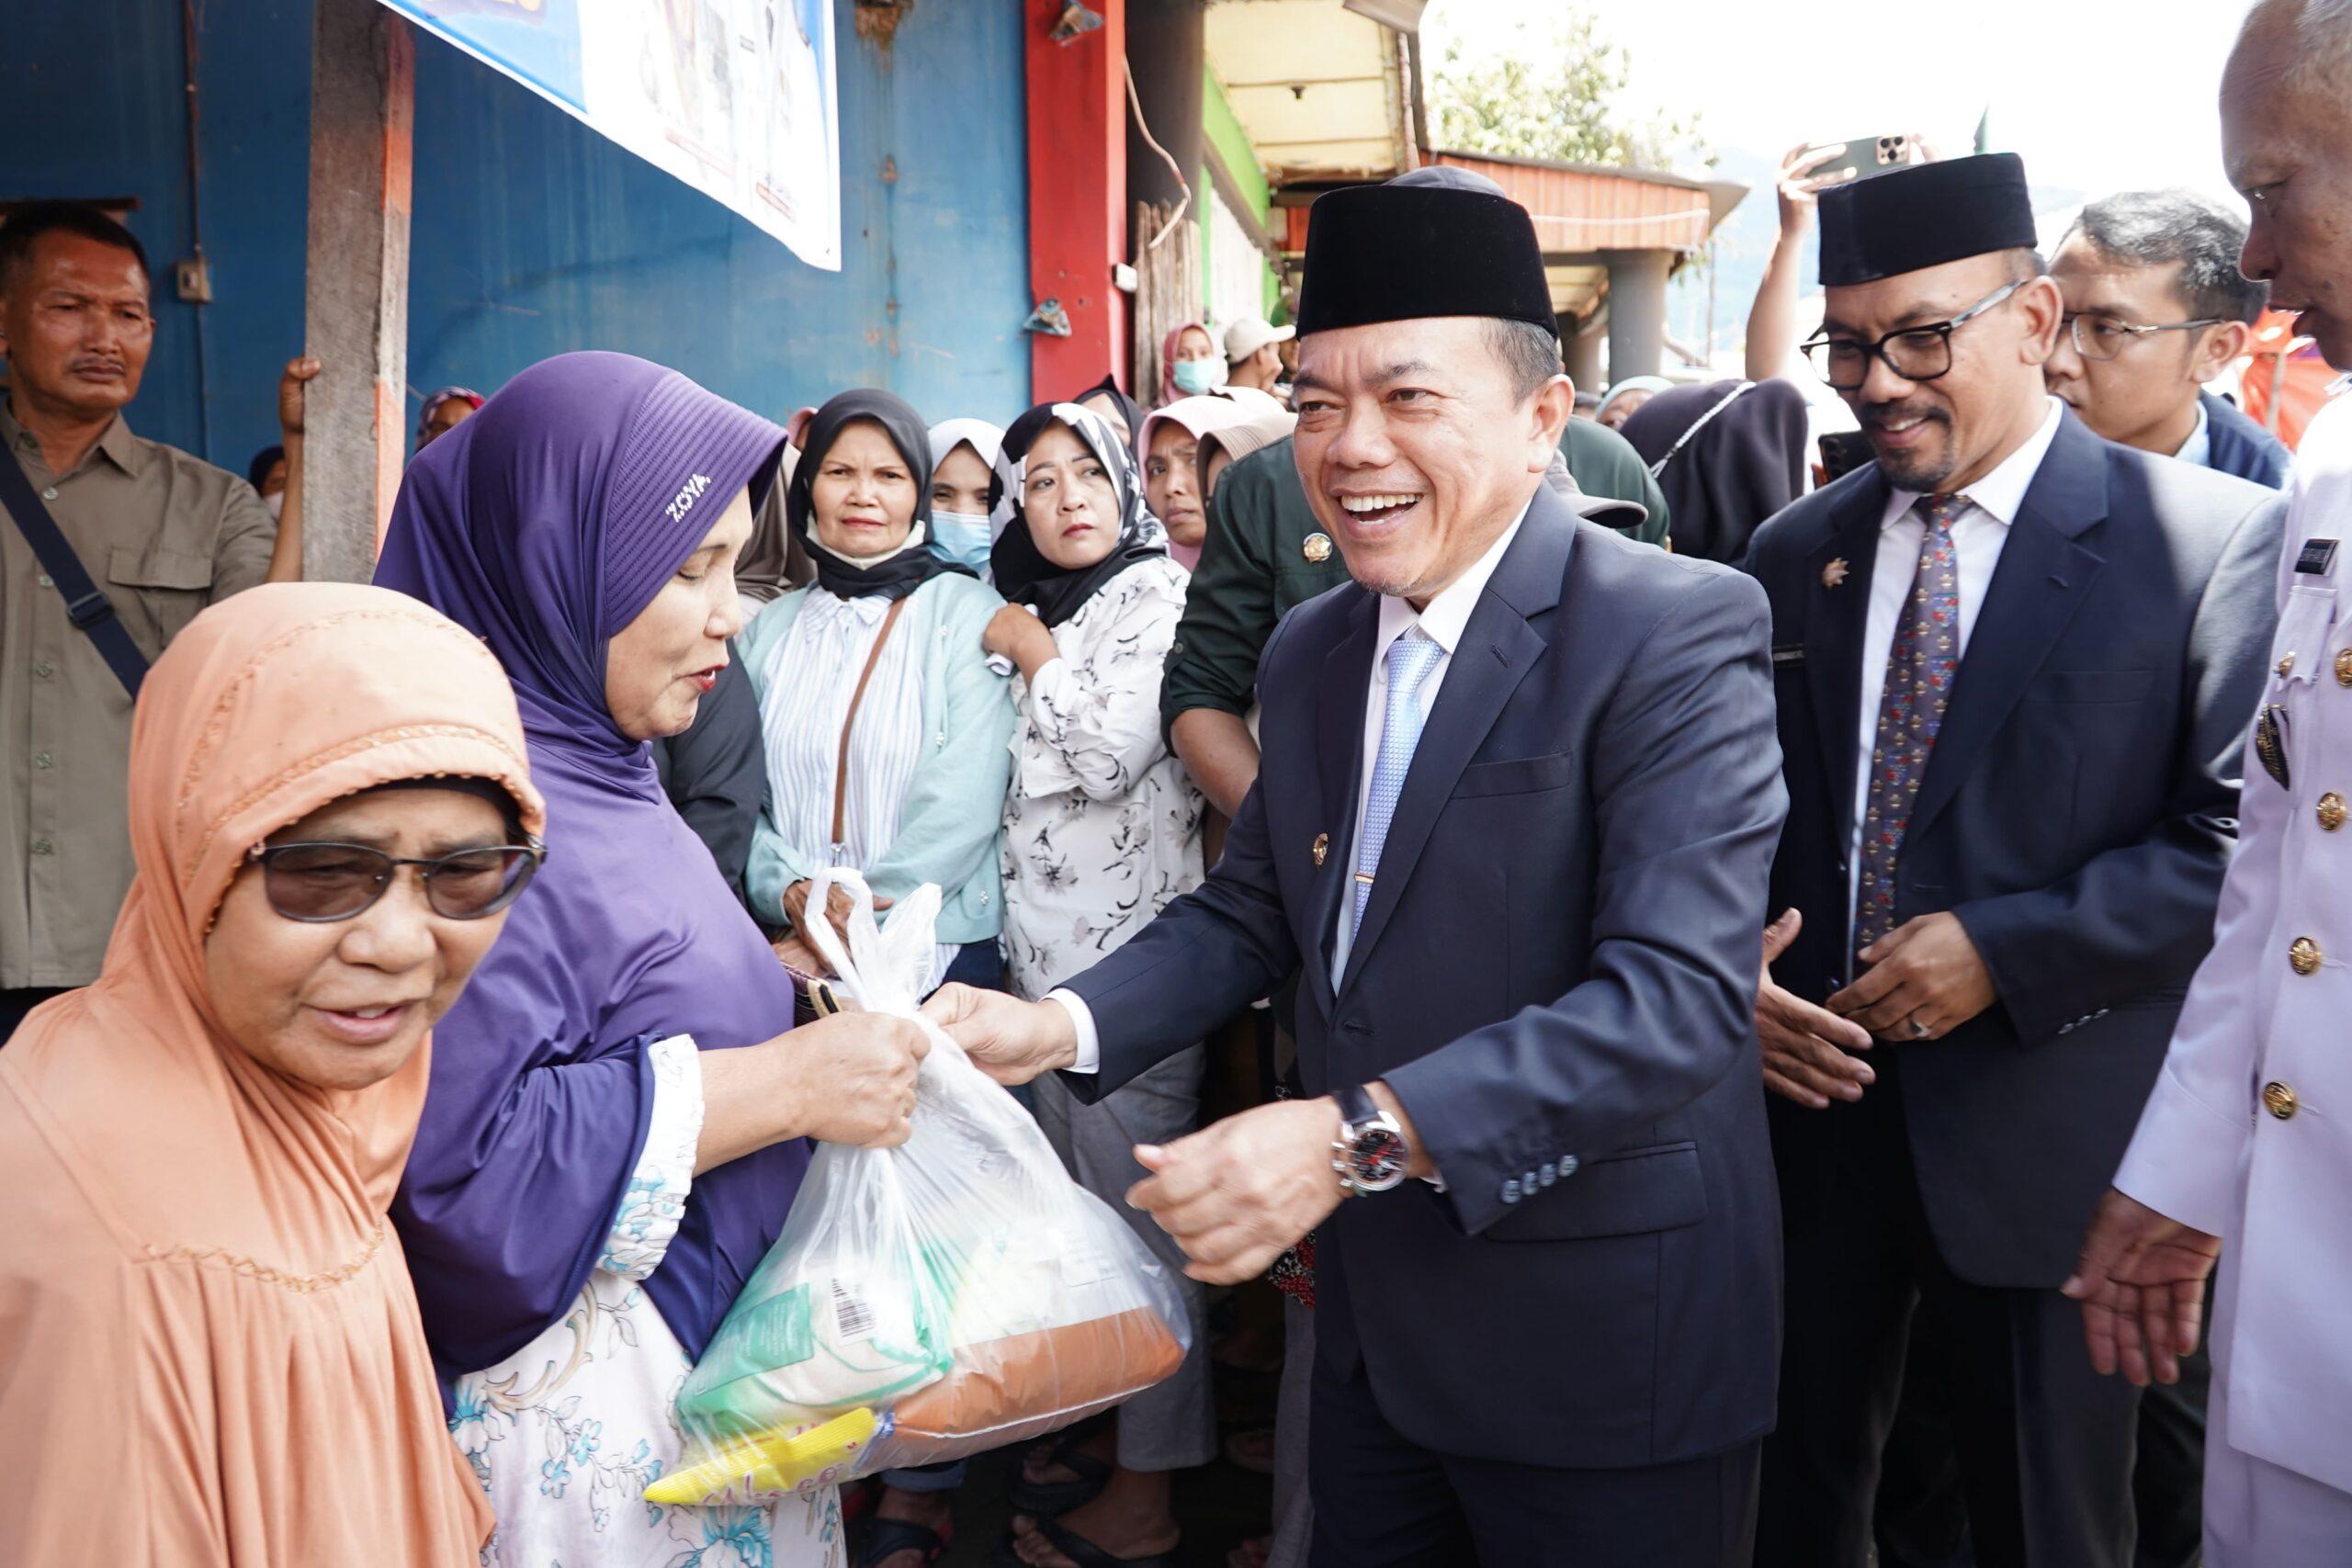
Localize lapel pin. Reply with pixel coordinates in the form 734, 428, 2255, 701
1822, 558, 1850, 590
1303, 532, 1333, 564
1313, 832, 1329, 866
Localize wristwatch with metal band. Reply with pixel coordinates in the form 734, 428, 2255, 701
1332, 1083, 1410, 1197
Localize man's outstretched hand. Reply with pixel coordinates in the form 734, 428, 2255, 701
1755, 908, 1877, 1109
2063, 1188, 2222, 1386
922, 984, 1079, 1086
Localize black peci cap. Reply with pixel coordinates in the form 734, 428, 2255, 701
1817, 152, 2040, 288
1295, 171, 1558, 337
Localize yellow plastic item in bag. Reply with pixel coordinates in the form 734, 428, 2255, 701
642, 1406, 880, 1506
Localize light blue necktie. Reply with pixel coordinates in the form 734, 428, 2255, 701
1353, 628, 1446, 936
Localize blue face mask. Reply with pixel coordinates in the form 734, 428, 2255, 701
1171, 358, 1220, 396
929, 511, 995, 573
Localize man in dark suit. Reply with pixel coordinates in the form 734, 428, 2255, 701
930, 169, 1788, 1566
2045, 187, 2292, 491
1744, 153, 2286, 1568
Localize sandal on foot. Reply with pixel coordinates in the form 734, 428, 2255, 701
1004, 1416, 1115, 1517
990, 1517, 1179, 1568
858, 1517, 952, 1568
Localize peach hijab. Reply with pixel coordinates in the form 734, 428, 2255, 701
0, 583, 544, 1565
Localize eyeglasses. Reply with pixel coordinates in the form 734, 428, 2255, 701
2063, 311, 2226, 362
245, 840, 547, 923
1802, 280, 2026, 391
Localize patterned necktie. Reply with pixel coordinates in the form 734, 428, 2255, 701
1353, 628, 1447, 937
1856, 494, 1965, 960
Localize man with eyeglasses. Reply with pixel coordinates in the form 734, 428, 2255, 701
1740, 152, 2287, 1568
2046, 188, 2290, 489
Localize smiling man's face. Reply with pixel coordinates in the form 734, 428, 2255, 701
1290, 316, 1567, 605
1823, 250, 2062, 495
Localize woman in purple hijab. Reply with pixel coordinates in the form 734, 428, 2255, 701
376, 352, 929, 1567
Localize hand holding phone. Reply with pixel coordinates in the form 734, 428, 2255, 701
1775, 141, 1862, 234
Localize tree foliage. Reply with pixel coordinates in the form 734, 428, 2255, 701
1430, 12, 1712, 172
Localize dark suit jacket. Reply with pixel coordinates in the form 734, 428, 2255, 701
1065, 480, 1788, 1470
2201, 389, 2293, 491
1742, 408, 2285, 1288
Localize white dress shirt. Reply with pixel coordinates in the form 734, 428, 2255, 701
1053, 502, 1533, 1074
2174, 397, 2212, 470
1847, 397, 2064, 938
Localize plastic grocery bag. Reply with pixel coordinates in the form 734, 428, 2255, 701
646, 868, 1191, 1506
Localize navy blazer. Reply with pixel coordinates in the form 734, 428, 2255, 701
1742, 407, 2285, 1287
1063, 479, 1788, 1470
2200, 389, 2293, 491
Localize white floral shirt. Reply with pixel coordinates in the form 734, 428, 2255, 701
1001, 558, 1204, 998
449, 1036, 843, 1568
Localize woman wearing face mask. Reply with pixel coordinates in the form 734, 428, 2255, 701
0, 581, 545, 1566
1134, 395, 1250, 571
741, 389, 1015, 989
1159, 321, 1224, 406
981, 403, 1213, 1568
926, 416, 1008, 580
377, 354, 932, 1568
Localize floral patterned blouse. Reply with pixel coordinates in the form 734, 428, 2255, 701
449, 1036, 844, 1568
1000, 557, 1205, 999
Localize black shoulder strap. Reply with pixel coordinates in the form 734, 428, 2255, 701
0, 443, 146, 699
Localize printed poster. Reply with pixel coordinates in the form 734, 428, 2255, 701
377, 0, 842, 271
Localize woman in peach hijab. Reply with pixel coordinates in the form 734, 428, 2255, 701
0, 581, 548, 1566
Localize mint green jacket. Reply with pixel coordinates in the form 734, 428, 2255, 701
740, 572, 1016, 945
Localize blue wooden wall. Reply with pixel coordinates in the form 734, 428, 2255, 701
0, 0, 1031, 477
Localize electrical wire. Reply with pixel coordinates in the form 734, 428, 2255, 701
1124, 56, 1191, 252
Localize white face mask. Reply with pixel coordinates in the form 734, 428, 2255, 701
264, 491, 285, 522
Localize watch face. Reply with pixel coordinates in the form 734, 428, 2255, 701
1348, 1126, 1408, 1188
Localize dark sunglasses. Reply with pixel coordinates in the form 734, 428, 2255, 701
244, 839, 547, 923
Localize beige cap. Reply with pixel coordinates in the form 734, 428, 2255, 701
1223, 316, 1296, 364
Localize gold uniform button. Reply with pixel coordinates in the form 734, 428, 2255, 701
2264, 1081, 2300, 1120
2324, 793, 2348, 831
2280, 651, 2300, 678
1302, 532, 1333, 563
2337, 649, 2352, 687
2290, 936, 2324, 976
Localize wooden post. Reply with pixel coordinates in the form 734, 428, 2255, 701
1131, 199, 1202, 406
301, 0, 413, 582
1024, 0, 1127, 403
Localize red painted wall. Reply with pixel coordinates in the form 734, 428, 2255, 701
1024, 0, 1127, 403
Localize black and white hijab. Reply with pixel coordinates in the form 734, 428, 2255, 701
988, 400, 1168, 628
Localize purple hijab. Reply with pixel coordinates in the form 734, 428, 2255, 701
377, 351, 799, 1375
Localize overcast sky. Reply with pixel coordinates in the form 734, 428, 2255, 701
1422, 0, 2258, 206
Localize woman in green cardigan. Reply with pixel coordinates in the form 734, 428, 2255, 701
741, 389, 1014, 997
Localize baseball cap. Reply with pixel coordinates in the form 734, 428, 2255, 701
1224, 316, 1297, 364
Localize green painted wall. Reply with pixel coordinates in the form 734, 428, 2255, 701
1200, 67, 1282, 321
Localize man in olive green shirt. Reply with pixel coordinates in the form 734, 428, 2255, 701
0, 204, 277, 1038
1163, 416, 1666, 814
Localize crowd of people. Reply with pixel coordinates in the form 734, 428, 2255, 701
6, 1, 2352, 1564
